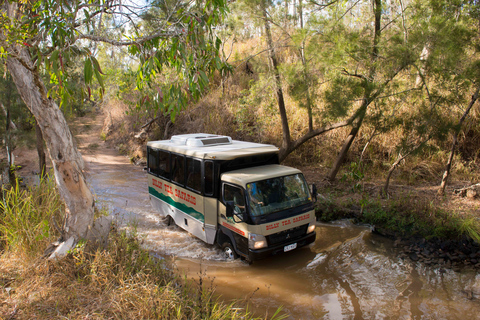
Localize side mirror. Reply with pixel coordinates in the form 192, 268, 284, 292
311, 184, 318, 203
225, 201, 235, 218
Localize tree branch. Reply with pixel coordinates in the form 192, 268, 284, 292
77, 28, 185, 46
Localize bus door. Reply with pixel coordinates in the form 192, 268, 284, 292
203, 160, 217, 244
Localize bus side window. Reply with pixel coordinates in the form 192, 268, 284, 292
223, 184, 246, 217
147, 147, 159, 175
158, 150, 171, 179
186, 158, 201, 193
171, 154, 185, 186
204, 161, 214, 196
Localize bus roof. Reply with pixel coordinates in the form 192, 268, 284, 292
147, 134, 279, 160
221, 164, 303, 188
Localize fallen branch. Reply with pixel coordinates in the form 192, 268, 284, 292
453, 183, 480, 198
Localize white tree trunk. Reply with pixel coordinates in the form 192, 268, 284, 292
6, 45, 94, 243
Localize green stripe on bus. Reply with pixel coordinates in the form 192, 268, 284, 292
149, 187, 205, 223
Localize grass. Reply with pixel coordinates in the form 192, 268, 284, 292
0, 178, 285, 320
0, 177, 63, 254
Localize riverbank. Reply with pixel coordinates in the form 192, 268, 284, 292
301, 165, 480, 271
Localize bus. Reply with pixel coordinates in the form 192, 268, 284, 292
147, 133, 316, 262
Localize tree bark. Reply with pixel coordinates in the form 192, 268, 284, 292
327, 105, 366, 181
262, 1, 291, 153
3, 107, 16, 188
438, 86, 480, 195
35, 120, 47, 178
5, 42, 94, 243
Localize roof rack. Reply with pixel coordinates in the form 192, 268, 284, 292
170, 134, 232, 147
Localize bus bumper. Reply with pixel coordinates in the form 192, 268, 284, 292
247, 231, 316, 261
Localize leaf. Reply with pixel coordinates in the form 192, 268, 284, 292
198, 70, 208, 85
94, 68, 104, 88
90, 56, 104, 75
59, 53, 64, 71
84, 58, 93, 84
51, 50, 59, 75
214, 56, 222, 70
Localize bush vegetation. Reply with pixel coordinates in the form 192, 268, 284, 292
316, 188, 480, 243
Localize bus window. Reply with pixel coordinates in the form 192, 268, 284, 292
204, 161, 214, 196
171, 154, 185, 186
147, 148, 159, 175
158, 150, 171, 179
186, 158, 201, 193
224, 184, 246, 218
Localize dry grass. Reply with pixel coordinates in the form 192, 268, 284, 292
0, 230, 272, 320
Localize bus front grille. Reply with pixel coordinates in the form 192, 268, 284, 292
267, 224, 308, 246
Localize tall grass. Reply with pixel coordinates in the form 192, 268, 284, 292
0, 176, 63, 255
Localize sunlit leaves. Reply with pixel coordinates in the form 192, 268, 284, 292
1, 0, 229, 120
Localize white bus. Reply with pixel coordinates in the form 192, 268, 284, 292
147, 134, 316, 262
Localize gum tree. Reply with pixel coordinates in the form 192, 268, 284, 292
0, 0, 227, 255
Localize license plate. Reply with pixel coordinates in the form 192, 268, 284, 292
284, 243, 297, 252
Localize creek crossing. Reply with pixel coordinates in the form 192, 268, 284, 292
84, 150, 480, 319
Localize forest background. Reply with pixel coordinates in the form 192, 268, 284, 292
2, 0, 480, 241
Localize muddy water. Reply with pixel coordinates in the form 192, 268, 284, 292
86, 157, 480, 319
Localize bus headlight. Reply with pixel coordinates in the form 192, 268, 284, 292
307, 223, 316, 234
248, 233, 267, 249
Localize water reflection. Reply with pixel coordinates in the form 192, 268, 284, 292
85, 157, 480, 320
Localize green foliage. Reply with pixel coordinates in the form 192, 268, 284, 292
1, 0, 231, 124
323, 76, 363, 119
131, 0, 232, 120
340, 162, 365, 192
357, 195, 480, 241
235, 75, 277, 137
0, 70, 33, 134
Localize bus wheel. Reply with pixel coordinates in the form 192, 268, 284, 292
166, 215, 175, 226
222, 242, 238, 260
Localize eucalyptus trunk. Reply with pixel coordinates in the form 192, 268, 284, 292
36, 120, 47, 178
327, 105, 366, 181
6, 44, 94, 244
262, 1, 292, 154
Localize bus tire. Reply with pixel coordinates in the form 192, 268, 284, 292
222, 242, 238, 260
166, 215, 175, 227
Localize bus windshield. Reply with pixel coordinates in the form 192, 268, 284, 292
246, 174, 311, 217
